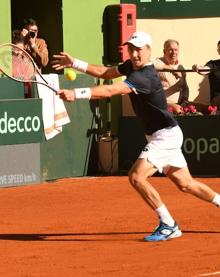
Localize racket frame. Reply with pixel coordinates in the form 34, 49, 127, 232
0, 43, 58, 93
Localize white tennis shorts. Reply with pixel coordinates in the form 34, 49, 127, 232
139, 125, 187, 174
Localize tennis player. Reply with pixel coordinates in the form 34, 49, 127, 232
52, 32, 220, 242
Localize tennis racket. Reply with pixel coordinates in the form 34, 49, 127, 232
0, 43, 58, 93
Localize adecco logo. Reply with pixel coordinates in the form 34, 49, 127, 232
0, 112, 41, 134
183, 137, 219, 161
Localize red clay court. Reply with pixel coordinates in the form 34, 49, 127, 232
0, 176, 220, 277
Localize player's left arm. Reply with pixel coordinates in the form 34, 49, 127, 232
86, 64, 121, 79
52, 52, 122, 80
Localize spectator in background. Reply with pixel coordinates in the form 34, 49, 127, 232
12, 29, 32, 98
12, 29, 25, 49
154, 39, 189, 114
192, 40, 220, 110
21, 18, 49, 72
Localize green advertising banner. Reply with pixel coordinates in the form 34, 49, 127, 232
121, 0, 220, 18
0, 99, 43, 145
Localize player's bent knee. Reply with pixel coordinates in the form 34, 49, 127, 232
128, 171, 139, 188
128, 171, 146, 190
178, 184, 190, 193
175, 180, 192, 193
168, 171, 193, 193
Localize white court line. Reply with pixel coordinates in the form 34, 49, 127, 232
197, 271, 220, 277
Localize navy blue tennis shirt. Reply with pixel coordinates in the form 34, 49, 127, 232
118, 60, 178, 135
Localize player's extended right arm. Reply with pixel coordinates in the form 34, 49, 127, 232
52, 52, 121, 80
57, 80, 132, 102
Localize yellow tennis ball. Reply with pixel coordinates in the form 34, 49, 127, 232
65, 70, 76, 81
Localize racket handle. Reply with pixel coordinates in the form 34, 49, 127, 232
36, 81, 59, 93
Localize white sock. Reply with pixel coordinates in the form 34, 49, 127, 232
212, 193, 220, 207
155, 204, 175, 226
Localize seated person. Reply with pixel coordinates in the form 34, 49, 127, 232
154, 39, 189, 114
192, 40, 220, 110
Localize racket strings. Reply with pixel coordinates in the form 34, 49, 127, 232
0, 44, 35, 81
12, 49, 35, 81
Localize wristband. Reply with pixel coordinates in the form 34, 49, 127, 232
72, 58, 88, 73
74, 88, 91, 99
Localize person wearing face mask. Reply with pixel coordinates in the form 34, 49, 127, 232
21, 18, 49, 72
